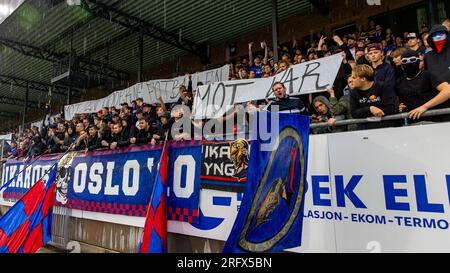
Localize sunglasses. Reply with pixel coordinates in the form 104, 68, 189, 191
401, 56, 420, 64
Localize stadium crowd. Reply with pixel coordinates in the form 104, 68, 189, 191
1, 19, 450, 160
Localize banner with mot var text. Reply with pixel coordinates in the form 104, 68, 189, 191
192, 54, 343, 119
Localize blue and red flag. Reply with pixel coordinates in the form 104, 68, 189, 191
0, 166, 57, 253
138, 142, 169, 253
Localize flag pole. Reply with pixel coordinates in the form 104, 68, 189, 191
0, 143, 77, 193
138, 135, 169, 253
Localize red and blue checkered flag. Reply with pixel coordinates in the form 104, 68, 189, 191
0, 166, 57, 253
138, 142, 169, 253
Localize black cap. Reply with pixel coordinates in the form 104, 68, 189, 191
402, 49, 420, 59
136, 98, 144, 102
143, 103, 151, 108
121, 102, 129, 106
88, 124, 98, 130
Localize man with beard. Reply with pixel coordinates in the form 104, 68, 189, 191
264, 82, 307, 115
130, 118, 157, 146
110, 123, 130, 150
409, 24, 450, 120
86, 125, 101, 152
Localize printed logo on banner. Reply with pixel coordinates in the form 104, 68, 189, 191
223, 113, 309, 253
200, 140, 250, 192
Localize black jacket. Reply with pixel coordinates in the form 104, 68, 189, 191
27, 141, 46, 157
132, 127, 156, 145
425, 25, 450, 87
350, 81, 398, 129
265, 96, 307, 114
111, 129, 131, 147
87, 135, 101, 151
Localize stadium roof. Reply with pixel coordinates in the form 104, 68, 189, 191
0, 0, 321, 124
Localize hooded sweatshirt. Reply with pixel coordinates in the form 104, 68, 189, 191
425, 25, 450, 87
312, 96, 346, 134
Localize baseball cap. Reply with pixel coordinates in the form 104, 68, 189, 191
406, 33, 418, 39
367, 43, 382, 52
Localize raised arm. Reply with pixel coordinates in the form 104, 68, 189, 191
248, 42, 254, 67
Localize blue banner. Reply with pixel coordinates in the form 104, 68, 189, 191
223, 112, 310, 253
1, 142, 202, 223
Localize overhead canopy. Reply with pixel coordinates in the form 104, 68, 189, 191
0, 0, 318, 124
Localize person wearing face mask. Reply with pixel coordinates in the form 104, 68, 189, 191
408, 24, 450, 120
395, 50, 443, 123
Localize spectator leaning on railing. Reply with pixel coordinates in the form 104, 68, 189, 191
349, 64, 398, 130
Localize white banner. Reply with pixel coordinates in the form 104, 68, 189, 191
192, 54, 343, 119
64, 65, 230, 120
0, 134, 12, 141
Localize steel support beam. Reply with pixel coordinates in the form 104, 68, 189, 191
22, 84, 29, 129
0, 95, 39, 109
0, 74, 81, 98
308, 0, 330, 15
271, 0, 280, 63
138, 27, 144, 82
0, 111, 17, 118
81, 0, 209, 64
0, 37, 130, 81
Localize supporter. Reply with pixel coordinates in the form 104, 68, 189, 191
406, 32, 426, 54
61, 124, 77, 152
130, 118, 157, 146
264, 82, 307, 114
176, 84, 194, 110
350, 64, 398, 129
247, 42, 264, 78
121, 118, 135, 139
26, 136, 47, 158
311, 96, 346, 134
276, 60, 289, 74
395, 50, 444, 123
135, 98, 144, 111
153, 112, 171, 142
367, 43, 396, 88
385, 28, 396, 47
98, 122, 111, 148
47, 123, 64, 154
390, 47, 407, 79
86, 125, 101, 151
238, 68, 249, 79
409, 24, 450, 120
74, 129, 88, 151
327, 80, 356, 131
110, 123, 130, 150
11, 142, 27, 159
317, 36, 332, 58
442, 19, 450, 31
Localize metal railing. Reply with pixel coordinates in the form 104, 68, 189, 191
310, 108, 450, 129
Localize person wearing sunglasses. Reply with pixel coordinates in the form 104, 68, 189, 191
409, 25, 450, 120
395, 50, 443, 123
